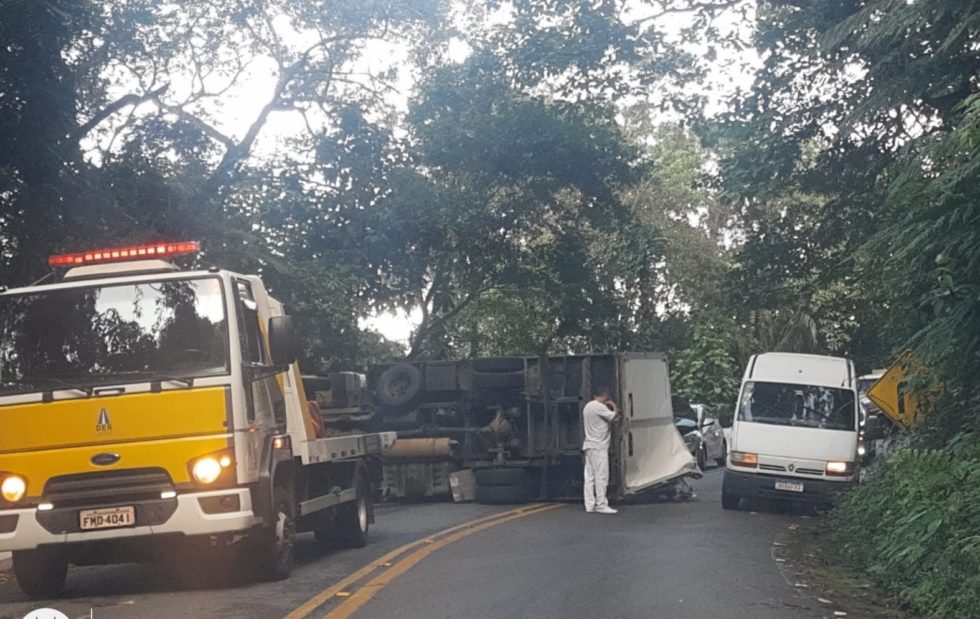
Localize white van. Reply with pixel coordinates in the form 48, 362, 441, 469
722, 353, 859, 509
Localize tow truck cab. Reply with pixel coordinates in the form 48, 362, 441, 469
0, 242, 393, 598
722, 353, 859, 509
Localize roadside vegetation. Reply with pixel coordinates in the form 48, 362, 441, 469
715, 3, 980, 617
1, 2, 978, 614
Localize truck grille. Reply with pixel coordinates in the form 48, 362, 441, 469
43, 468, 175, 508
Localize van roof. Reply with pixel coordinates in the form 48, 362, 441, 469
746, 353, 854, 389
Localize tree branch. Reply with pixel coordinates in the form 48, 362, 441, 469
629, 0, 742, 28
153, 98, 236, 151
71, 84, 170, 142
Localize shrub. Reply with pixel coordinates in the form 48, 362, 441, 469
832, 432, 980, 618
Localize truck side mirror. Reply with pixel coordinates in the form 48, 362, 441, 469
268, 316, 298, 367
718, 411, 733, 428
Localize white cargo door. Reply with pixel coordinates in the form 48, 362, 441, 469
620, 356, 696, 493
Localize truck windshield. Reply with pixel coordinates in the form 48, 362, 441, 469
738, 381, 856, 431
0, 277, 228, 395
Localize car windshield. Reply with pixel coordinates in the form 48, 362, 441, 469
0, 277, 228, 395
738, 381, 856, 431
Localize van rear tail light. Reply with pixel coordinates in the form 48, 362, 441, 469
49, 241, 200, 267
730, 451, 758, 468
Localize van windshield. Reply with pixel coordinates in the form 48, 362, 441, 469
0, 277, 228, 396
738, 381, 856, 431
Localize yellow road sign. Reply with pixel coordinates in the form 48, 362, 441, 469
867, 354, 929, 430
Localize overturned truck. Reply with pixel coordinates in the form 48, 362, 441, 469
307, 353, 696, 503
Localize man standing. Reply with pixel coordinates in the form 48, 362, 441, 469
582, 386, 619, 514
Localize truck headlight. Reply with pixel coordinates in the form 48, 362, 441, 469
189, 451, 234, 486
1, 474, 27, 503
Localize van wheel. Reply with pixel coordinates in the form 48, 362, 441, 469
715, 440, 728, 467
334, 474, 371, 548
255, 483, 296, 581
721, 475, 740, 511
13, 548, 68, 599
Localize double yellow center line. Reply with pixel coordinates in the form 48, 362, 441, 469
285, 502, 564, 619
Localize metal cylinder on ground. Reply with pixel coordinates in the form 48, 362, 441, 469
385, 437, 458, 460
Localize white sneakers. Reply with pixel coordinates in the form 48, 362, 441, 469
585, 506, 618, 514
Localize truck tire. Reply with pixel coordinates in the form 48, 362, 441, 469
721, 474, 740, 511
334, 474, 371, 548
472, 370, 523, 390
254, 483, 296, 581
376, 364, 422, 407
473, 357, 524, 373
474, 467, 529, 487
13, 548, 68, 599
475, 483, 530, 505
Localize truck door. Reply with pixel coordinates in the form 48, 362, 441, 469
234, 280, 286, 480
619, 356, 695, 493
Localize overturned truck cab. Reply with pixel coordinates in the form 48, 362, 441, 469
314, 353, 696, 503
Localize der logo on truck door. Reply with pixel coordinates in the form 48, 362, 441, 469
96, 408, 112, 433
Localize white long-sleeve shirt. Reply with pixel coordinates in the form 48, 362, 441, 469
582, 399, 615, 451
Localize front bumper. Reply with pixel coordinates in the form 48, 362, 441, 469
724, 468, 854, 505
0, 488, 258, 552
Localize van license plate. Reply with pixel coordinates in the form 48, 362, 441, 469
79, 506, 136, 530
774, 481, 804, 493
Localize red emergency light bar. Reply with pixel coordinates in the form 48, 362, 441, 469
48, 241, 200, 267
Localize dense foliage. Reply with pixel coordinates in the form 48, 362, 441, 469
0, 0, 740, 380
711, 1, 980, 616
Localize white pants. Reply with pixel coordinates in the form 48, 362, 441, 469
583, 448, 609, 511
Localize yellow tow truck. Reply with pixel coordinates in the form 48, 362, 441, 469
0, 242, 394, 597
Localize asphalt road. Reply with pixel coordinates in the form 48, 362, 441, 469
0, 469, 824, 619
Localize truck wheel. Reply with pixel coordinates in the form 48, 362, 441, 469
474, 467, 528, 487
721, 475, 740, 511
715, 440, 728, 467
475, 484, 529, 505
376, 364, 422, 407
472, 370, 524, 390
13, 548, 68, 599
472, 357, 524, 372
334, 474, 371, 548
255, 483, 296, 581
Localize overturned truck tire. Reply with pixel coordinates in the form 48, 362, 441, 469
475, 467, 530, 505
475, 483, 530, 505
375, 363, 422, 407
474, 467, 529, 487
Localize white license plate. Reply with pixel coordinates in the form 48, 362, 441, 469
774, 481, 804, 493
79, 506, 136, 530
